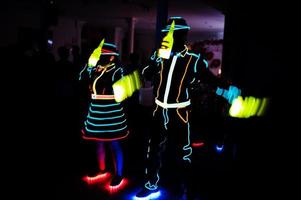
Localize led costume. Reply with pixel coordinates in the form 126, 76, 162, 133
134, 16, 200, 199
135, 16, 237, 199
80, 40, 128, 189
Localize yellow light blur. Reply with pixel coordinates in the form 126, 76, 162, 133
229, 96, 269, 118
88, 39, 105, 67
158, 20, 175, 59
113, 70, 142, 102
112, 84, 127, 103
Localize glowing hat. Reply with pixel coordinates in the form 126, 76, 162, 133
101, 42, 119, 56
161, 16, 190, 32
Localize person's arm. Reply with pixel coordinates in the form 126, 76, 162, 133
141, 50, 161, 83
193, 55, 240, 104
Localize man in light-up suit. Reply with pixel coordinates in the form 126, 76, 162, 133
135, 16, 240, 199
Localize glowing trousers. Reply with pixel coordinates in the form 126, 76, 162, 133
144, 106, 192, 190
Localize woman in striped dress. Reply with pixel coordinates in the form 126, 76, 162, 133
80, 42, 129, 189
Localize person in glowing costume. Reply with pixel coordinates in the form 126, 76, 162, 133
79, 39, 129, 188
135, 16, 240, 199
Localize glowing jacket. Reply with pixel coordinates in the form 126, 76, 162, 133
142, 45, 208, 109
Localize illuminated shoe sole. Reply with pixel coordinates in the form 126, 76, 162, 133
82, 172, 111, 185
133, 190, 161, 200
105, 178, 128, 194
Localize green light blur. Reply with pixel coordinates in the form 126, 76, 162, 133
113, 70, 141, 102
88, 39, 104, 67
229, 96, 269, 118
158, 20, 175, 59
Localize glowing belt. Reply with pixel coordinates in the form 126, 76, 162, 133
91, 94, 115, 100
155, 99, 190, 108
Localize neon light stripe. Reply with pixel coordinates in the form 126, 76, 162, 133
176, 109, 189, 124
163, 55, 178, 103
178, 45, 188, 57
203, 59, 208, 68
186, 52, 199, 57
87, 67, 95, 78
106, 178, 128, 194
82, 130, 129, 141
101, 52, 119, 56
104, 65, 116, 73
86, 119, 127, 127
186, 52, 200, 73
112, 67, 121, 81
133, 190, 161, 200
176, 55, 192, 102
190, 77, 195, 84
152, 105, 159, 116
89, 107, 123, 114
79, 64, 88, 80
146, 145, 150, 159
156, 57, 162, 63
165, 110, 169, 129
87, 113, 125, 120
192, 142, 205, 147
102, 49, 115, 53
141, 65, 150, 75
162, 25, 190, 32
90, 102, 120, 107
155, 99, 190, 108
170, 16, 183, 19
145, 172, 160, 190
150, 51, 157, 60
82, 172, 111, 185
144, 135, 166, 191
84, 125, 127, 133
92, 68, 107, 94
162, 109, 169, 130
104, 43, 117, 48
91, 94, 115, 99
186, 88, 189, 99
145, 138, 151, 174
155, 62, 164, 100
182, 122, 192, 163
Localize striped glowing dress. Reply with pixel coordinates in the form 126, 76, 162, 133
82, 65, 129, 141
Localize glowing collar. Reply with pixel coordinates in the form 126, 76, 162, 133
172, 45, 188, 57
96, 63, 116, 72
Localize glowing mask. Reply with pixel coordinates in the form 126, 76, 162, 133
158, 20, 175, 59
